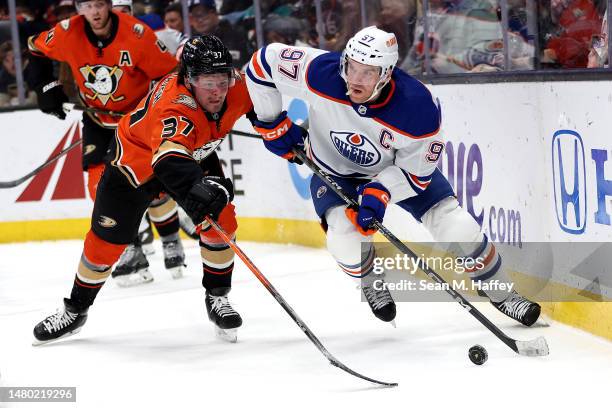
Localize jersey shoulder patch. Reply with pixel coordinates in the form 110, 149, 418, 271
117, 12, 147, 39
173, 94, 198, 110
60, 19, 70, 31
305, 52, 351, 105
133, 23, 145, 39
59, 14, 86, 34
375, 71, 441, 139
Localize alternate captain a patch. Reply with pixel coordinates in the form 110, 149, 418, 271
330, 131, 381, 167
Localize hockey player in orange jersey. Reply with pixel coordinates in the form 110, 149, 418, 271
33, 35, 253, 345
106, 0, 192, 287
27, 0, 187, 285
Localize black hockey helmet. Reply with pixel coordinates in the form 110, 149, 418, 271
179, 35, 233, 84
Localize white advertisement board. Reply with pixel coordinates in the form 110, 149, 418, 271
1, 81, 611, 246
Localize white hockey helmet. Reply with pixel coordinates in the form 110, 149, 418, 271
340, 26, 399, 102
112, 0, 132, 10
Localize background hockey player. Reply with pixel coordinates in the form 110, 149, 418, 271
27, 0, 187, 286
33, 35, 252, 345
246, 26, 541, 326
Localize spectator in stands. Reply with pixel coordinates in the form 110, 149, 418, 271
220, 0, 252, 15
134, 0, 165, 30
401, 0, 533, 74
375, 0, 417, 62
188, 0, 249, 69
542, 0, 603, 68
164, 2, 185, 33
0, 41, 35, 106
263, 14, 308, 47
320, 0, 369, 51
588, 9, 608, 67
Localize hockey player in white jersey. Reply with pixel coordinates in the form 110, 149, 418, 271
245, 26, 541, 326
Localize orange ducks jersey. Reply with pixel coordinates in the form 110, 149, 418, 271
28, 12, 177, 127
112, 72, 253, 188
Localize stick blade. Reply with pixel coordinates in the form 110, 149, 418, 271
0, 181, 20, 188
329, 359, 398, 387
515, 336, 549, 357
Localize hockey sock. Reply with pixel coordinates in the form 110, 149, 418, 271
200, 230, 234, 291
148, 195, 180, 239
336, 244, 376, 279
70, 230, 127, 309
463, 235, 512, 302
198, 204, 238, 291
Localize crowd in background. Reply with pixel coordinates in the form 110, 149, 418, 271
0, 0, 610, 107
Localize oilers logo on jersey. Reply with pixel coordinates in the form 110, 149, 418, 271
330, 131, 381, 167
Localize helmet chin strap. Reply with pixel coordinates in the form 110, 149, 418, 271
345, 75, 390, 103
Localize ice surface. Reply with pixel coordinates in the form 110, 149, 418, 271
1, 239, 611, 407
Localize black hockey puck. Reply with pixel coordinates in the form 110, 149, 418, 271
468, 345, 488, 365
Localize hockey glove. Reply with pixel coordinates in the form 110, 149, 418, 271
36, 80, 68, 120
252, 111, 306, 162
345, 182, 391, 236
183, 176, 234, 224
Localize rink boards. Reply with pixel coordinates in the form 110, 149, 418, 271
0, 80, 611, 339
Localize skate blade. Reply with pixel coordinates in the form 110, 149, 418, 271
532, 316, 551, 327
113, 269, 154, 287
32, 327, 82, 347
167, 265, 184, 280
389, 319, 397, 328
214, 326, 238, 343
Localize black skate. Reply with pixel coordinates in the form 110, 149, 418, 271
492, 290, 541, 327
178, 207, 199, 240
33, 299, 88, 346
205, 288, 242, 342
361, 273, 397, 323
138, 215, 155, 255
162, 238, 186, 279
112, 244, 152, 287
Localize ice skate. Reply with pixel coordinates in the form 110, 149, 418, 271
492, 290, 541, 327
361, 273, 397, 323
162, 238, 186, 279
112, 244, 153, 287
33, 299, 88, 346
205, 288, 242, 342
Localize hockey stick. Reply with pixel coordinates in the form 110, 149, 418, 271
0, 105, 126, 189
205, 215, 398, 387
229, 129, 261, 139
63, 103, 126, 117
293, 149, 549, 358
0, 137, 82, 189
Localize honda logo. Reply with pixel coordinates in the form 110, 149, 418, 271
552, 130, 587, 234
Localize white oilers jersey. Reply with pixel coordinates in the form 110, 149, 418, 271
246, 43, 444, 203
